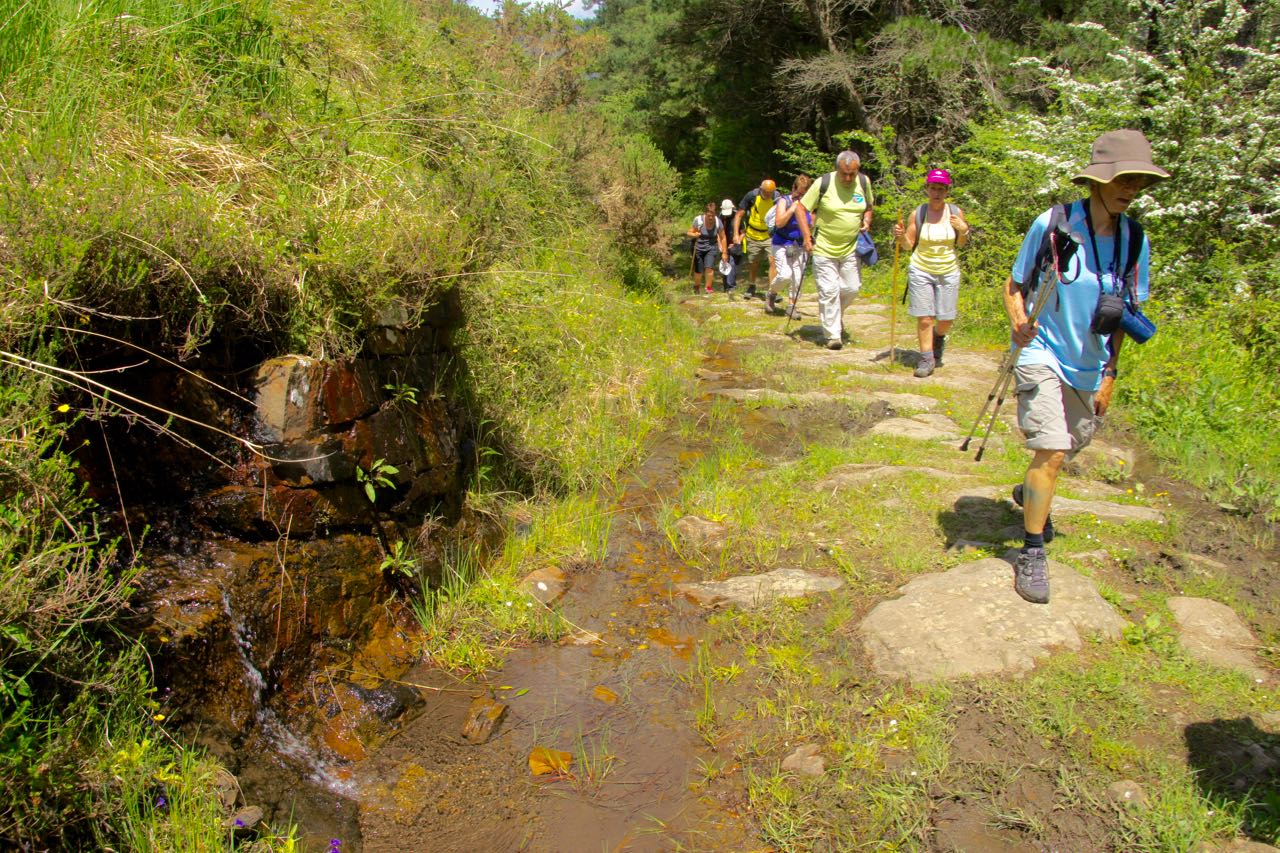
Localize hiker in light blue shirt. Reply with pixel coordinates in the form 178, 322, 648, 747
1002, 129, 1168, 606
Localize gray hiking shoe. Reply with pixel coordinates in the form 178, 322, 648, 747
1012, 484, 1054, 543
766, 291, 777, 313
826, 339, 843, 351
913, 354, 935, 378
1014, 547, 1050, 604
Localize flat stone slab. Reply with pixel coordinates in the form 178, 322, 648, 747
859, 558, 1125, 682
707, 388, 861, 407
868, 391, 938, 411
869, 413, 960, 441
955, 485, 1164, 525
819, 463, 971, 490
1168, 596, 1268, 683
678, 568, 843, 608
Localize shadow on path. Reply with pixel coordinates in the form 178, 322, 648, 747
1184, 717, 1280, 842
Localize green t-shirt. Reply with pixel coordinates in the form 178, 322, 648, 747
800, 172, 874, 259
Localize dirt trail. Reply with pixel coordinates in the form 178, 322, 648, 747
338, 289, 1277, 852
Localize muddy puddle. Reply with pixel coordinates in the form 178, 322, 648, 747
339, 347, 767, 852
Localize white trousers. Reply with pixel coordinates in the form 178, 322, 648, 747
770, 244, 808, 303
812, 253, 862, 343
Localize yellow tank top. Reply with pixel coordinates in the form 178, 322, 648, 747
910, 211, 960, 275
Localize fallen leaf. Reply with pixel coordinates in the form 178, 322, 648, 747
497, 685, 513, 691
592, 685, 619, 705
529, 747, 574, 777
514, 688, 529, 697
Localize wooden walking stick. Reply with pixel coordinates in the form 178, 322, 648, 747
887, 209, 904, 367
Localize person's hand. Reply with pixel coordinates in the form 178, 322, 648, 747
892, 222, 904, 240
1012, 319, 1038, 347
1094, 375, 1115, 416
950, 215, 970, 237
803, 236, 813, 252
861, 221, 872, 233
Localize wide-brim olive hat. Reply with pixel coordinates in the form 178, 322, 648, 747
1071, 129, 1171, 184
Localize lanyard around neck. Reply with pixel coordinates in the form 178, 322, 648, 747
1082, 200, 1123, 292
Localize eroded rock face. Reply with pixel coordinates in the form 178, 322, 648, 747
859, 557, 1126, 682
122, 292, 467, 772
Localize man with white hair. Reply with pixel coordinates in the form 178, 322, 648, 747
796, 151, 875, 349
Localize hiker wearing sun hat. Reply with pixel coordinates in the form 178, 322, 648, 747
892, 167, 970, 377
1001, 129, 1169, 605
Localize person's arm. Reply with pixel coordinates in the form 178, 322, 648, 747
775, 196, 795, 227
717, 220, 727, 256
951, 206, 970, 248
1004, 275, 1037, 347
796, 204, 814, 252
686, 216, 700, 239
861, 176, 874, 232
1095, 332, 1124, 415
894, 212, 917, 251
732, 209, 745, 244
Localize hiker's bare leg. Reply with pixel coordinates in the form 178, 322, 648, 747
917, 316, 934, 351
1022, 449, 1065, 535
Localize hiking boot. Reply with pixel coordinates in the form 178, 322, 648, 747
766, 291, 777, 313
826, 339, 843, 351
1014, 547, 1050, 604
913, 354, 935, 378
705, 285, 714, 294
786, 304, 801, 319
746, 285, 757, 299
1012, 484, 1054, 543
933, 334, 947, 367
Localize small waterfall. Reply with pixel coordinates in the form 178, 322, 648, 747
221, 591, 355, 796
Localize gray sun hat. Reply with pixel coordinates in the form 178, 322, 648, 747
1072, 129, 1171, 184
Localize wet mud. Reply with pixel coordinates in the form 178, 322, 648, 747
350, 348, 767, 852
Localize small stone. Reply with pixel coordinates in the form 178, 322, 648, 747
1106, 779, 1148, 808
674, 516, 730, 550
947, 539, 994, 555
461, 696, 509, 745
520, 566, 567, 604
222, 805, 263, 833
781, 744, 825, 777
695, 368, 725, 380
212, 767, 239, 812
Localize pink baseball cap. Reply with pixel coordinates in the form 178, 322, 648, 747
925, 168, 952, 185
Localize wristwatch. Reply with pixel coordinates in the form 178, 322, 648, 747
1103, 366, 1118, 379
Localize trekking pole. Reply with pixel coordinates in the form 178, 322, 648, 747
887, 209, 904, 367
961, 264, 1064, 461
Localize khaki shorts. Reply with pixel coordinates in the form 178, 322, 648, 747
745, 237, 772, 262
1015, 363, 1097, 454
907, 267, 960, 320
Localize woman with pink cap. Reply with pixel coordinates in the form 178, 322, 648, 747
892, 168, 970, 377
